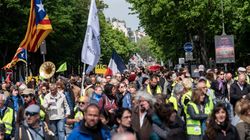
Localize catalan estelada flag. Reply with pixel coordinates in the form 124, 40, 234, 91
2, 47, 27, 70
2, 0, 52, 69
20, 0, 52, 52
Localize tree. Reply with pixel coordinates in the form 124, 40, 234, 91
127, 0, 250, 66
0, 0, 137, 76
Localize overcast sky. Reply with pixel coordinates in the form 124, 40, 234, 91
103, 0, 140, 30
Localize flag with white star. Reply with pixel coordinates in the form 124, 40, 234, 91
19, 0, 52, 52
3, 0, 52, 69
2, 47, 27, 70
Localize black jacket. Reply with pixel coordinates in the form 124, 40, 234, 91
187, 104, 208, 120
230, 82, 250, 107
203, 123, 240, 140
211, 80, 228, 99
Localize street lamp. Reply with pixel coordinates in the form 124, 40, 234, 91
193, 35, 200, 64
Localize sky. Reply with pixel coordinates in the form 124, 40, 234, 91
103, 0, 140, 30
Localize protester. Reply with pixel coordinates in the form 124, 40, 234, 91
236, 99, 250, 140
146, 75, 162, 95
111, 108, 138, 139
153, 103, 186, 140
116, 82, 132, 109
211, 70, 228, 101
203, 103, 240, 140
67, 104, 111, 140
0, 123, 5, 140
43, 84, 70, 140
131, 91, 156, 140
230, 74, 250, 107
0, 94, 14, 140
14, 104, 55, 140
67, 96, 89, 128
5, 85, 23, 115
186, 89, 208, 140
90, 86, 103, 104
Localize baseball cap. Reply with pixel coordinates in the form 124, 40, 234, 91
25, 104, 40, 114
238, 67, 246, 72
22, 88, 35, 95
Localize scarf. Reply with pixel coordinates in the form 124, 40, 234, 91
12, 96, 19, 112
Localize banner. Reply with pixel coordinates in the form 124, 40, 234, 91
81, 0, 100, 72
95, 64, 107, 75
215, 35, 235, 63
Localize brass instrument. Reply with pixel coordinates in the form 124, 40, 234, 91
39, 61, 56, 79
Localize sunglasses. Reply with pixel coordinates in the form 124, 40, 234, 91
79, 102, 87, 105
22, 95, 31, 98
25, 111, 38, 117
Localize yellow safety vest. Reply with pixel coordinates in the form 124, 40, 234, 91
186, 102, 201, 135
181, 90, 192, 114
74, 107, 84, 120
166, 96, 178, 111
39, 95, 46, 120
146, 85, 162, 95
205, 80, 211, 88
39, 95, 45, 105
74, 111, 83, 120
204, 94, 214, 115
0, 107, 14, 135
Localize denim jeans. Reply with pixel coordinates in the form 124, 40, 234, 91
50, 119, 65, 140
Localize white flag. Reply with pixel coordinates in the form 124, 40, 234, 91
81, 0, 100, 72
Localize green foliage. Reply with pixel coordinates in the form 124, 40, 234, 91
0, 0, 137, 74
127, 0, 250, 65
100, 14, 137, 64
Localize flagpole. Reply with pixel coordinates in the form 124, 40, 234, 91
25, 49, 28, 84
81, 63, 86, 96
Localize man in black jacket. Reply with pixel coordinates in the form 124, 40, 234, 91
230, 74, 250, 108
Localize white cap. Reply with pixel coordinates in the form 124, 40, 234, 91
238, 67, 246, 72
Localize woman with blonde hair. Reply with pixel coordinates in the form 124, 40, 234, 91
186, 89, 208, 140
181, 78, 193, 116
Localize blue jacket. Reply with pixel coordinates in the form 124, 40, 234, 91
122, 91, 132, 109
67, 121, 111, 140
64, 91, 75, 112
90, 93, 102, 105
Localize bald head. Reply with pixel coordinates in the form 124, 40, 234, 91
225, 73, 232, 81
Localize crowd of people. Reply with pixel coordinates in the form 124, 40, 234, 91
0, 65, 250, 140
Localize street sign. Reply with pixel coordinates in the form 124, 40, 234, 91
184, 42, 193, 52
6, 69, 13, 77
185, 52, 193, 61
179, 58, 185, 64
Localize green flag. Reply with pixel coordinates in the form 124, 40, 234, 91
56, 62, 67, 73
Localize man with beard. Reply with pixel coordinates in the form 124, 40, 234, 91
67, 104, 111, 140
146, 75, 162, 95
